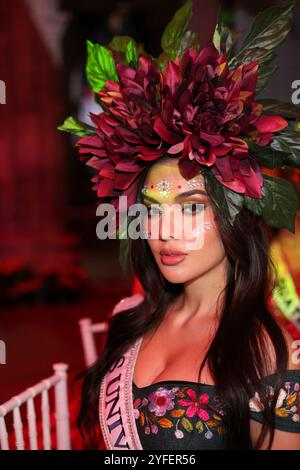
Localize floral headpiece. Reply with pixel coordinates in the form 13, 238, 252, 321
59, 0, 300, 234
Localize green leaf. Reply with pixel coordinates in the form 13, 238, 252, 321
117, 217, 129, 273
247, 141, 290, 169
271, 130, 300, 169
258, 99, 300, 119
125, 40, 138, 68
230, 1, 297, 91
215, 9, 235, 59
204, 170, 244, 225
86, 40, 119, 93
181, 417, 193, 433
256, 61, 277, 94
261, 174, 299, 232
195, 420, 204, 433
161, 0, 193, 60
57, 116, 95, 137
244, 186, 266, 216
178, 30, 200, 57
108, 35, 136, 53
236, 1, 296, 58
119, 238, 129, 273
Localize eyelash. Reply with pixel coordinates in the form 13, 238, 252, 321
146, 203, 206, 217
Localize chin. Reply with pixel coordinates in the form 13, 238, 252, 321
159, 267, 191, 284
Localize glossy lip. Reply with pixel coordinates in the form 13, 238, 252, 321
159, 249, 187, 266
159, 249, 187, 256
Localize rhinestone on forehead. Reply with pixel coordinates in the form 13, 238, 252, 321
156, 179, 173, 197
141, 179, 174, 198
186, 176, 206, 189
141, 175, 205, 197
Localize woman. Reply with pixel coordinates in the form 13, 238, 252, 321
78, 155, 300, 450
61, 0, 300, 450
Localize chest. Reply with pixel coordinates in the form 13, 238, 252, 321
133, 318, 216, 387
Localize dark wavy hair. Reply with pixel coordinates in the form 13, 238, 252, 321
75, 167, 288, 450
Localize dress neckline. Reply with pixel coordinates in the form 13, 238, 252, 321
133, 379, 215, 390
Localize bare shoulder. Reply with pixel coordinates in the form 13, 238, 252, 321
111, 293, 144, 317
261, 318, 300, 374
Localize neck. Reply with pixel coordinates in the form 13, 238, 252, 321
169, 256, 228, 326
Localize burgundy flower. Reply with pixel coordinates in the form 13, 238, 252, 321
76, 56, 164, 226
154, 44, 287, 197
76, 43, 288, 226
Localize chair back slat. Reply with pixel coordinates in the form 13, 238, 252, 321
27, 396, 38, 450
0, 363, 71, 450
78, 318, 108, 367
0, 416, 9, 450
13, 406, 25, 450
41, 388, 51, 450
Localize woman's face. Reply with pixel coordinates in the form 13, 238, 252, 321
141, 158, 227, 284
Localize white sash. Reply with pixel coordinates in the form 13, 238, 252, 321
99, 336, 144, 450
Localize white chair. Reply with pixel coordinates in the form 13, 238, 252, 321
0, 363, 71, 450
79, 294, 144, 367
78, 318, 108, 367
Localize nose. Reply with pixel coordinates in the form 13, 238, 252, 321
159, 205, 178, 241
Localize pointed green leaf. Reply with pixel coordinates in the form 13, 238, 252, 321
271, 130, 300, 169
261, 174, 299, 232
204, 170, 244, 225
57, 116, 95, 137
195, 420, 204, 433
108, 35, 137, 53
257, 99, 300, 119
119, 238, 129, 273
247, 141, 290, 169
181, 417, 193, 432
125, 40, 138, 68
256, 61, 277, 94
230, 1, 297, 91
117, 217, 129, 272
86, 40, 119, 93
161, 0, 193, 59
244, 186, 266, 216
236, 1, 296, 59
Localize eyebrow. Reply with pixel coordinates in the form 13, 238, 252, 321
142, 189, 208, 204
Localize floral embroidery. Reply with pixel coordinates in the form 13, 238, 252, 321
148, 387, 178, 416
249, 380, 300, 424
133, 385, 225, 440
177, 389, 210, 421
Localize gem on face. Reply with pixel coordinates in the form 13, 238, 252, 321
142, 176, 205, 196
186, 175, 205, 189
142, 179, 174, 198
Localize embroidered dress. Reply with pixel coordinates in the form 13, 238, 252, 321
132, 371, 300, 450
99, 295, 300, 450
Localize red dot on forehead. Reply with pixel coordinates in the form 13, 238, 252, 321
151, 185, 154, 188
178, 185, 181, 189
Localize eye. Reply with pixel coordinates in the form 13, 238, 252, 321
182, 202, 206, 215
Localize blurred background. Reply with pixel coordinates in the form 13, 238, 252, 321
0, 0, 299, 449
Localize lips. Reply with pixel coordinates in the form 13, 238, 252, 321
159, 249, 187, 256
159, 249, 187, 266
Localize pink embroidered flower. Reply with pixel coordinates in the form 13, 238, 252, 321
178, 389, 210, 420
148, 386, 178, 417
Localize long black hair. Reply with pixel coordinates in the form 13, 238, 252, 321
75, 168, 288, 450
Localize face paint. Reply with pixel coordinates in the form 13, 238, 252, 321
142, 174, 206, 200
142, 178, 174, 198
191, 222, 213, 237
186, 175, 206, 190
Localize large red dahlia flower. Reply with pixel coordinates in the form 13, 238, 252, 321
154, 44, 287, 197
76, 43, 287, 223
